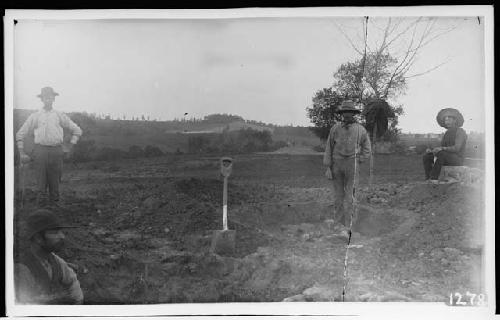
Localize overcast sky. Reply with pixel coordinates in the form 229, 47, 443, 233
13, 16, 485, 133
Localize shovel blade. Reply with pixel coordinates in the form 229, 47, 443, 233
210, 230, 236, 256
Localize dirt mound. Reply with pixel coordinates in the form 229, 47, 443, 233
174, 177, 275, 207
386, 183, 483, 252
370, 183, 484, 297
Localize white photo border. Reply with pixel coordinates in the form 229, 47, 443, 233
4, 6, 495, 318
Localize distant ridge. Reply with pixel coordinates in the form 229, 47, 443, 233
13, 109, 319, 152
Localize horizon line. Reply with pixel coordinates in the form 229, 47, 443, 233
12, 107, 485, 135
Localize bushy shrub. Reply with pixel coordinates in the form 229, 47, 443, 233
232, 128, 273, 152
313, 145, 325, 152
393, 142, 408, 154
188, 135, 211, 153
127, 145, 144, 158
271, 140, 288, 151
71, 139, 97, 162
95, 147, 126, 161
144, 145, 164, 157
186, 128, 284, 154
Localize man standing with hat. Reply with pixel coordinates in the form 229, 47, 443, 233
423, 108, 467, 183
16, 87, 83, 205
323, 100, 371, 239
15, 209, 84, 304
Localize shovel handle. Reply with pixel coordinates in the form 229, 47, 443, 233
223, 176, 228, 230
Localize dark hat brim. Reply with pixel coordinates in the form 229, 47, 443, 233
27, 224, 78, 239
436, 108, 464, 128
37, 92, 59, 97
337, 108, 361, 114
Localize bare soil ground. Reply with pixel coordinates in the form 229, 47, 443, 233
13, 153, 485, 304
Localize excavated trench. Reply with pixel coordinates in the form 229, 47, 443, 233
13, 150, 484, 305
72, 198, 417, 304
16, 175, 479, 304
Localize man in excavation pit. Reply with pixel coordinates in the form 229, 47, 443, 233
323, 100, 372, 240
15, 209, 84, 304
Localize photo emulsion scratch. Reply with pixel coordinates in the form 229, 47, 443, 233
4, 7, 494, 318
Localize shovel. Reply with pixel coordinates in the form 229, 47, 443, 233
210, 157, 236, 256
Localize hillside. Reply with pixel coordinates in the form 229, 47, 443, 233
13, 109, 319, 153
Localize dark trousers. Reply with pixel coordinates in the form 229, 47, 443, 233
34, 145, 63, 202
422, 151, 463, 180
332, 157, 359, 228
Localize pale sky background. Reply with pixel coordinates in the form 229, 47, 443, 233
13, 16, 485, 133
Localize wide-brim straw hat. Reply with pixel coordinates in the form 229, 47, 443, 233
25, 209, 76, 239
436, 108, 464, 128
37, 86, 59, 98
337, 100, 361, 114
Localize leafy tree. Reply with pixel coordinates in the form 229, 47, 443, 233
307, 54, 405, 142
308, 17, 457, 141
306, 88, 344, 141
127, 145, 144, 158
334, 52, 407, 101
144, 145, 164, 157
336, 17, 456, 98
203, 113, 244, 123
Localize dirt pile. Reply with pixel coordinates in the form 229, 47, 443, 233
365, 182, 484, 299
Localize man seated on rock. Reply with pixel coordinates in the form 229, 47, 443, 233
422, 108, 467, 183
15, 209, 84, 304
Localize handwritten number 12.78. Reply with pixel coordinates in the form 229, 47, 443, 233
449, 292, 486, 306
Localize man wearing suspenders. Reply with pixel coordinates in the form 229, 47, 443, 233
15, 209, 83, 304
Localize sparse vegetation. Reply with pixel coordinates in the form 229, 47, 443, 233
71, 139, 97, 162
14, 110, 318, 156
127, 145, 144, 158
144, 145, 164, 157
187, 128, 286, 154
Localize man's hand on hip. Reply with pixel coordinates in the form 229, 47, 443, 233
19, 151, 31, 164
64, 144, 75, 159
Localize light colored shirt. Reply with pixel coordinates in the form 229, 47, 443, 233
323, 122, 372, 166
15, 253, 84, 304
16, 109, 82, 149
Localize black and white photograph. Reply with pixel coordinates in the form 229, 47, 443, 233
4, 7, 495, 318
